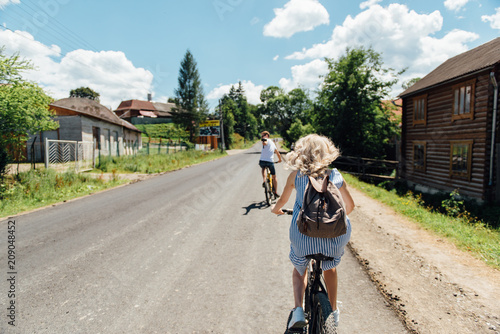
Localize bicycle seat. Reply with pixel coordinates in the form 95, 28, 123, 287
305, 254, 334, 262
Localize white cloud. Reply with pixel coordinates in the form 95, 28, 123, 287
279, 59, 328, 92
482, 7, 500, 30
284, 3, 479, 94
0, 29, 154, 109
263, 0, 329, 38
207, 80, 265, 105
273, 55, 279, 61
413, 29, 478, 68
360, 0, 382, 10
444, 0, 469, 12
0, 0, 20, 9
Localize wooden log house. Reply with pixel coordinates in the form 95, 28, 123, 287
399, 37, 500, 202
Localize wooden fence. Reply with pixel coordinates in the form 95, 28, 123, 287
332, 156, 399, 181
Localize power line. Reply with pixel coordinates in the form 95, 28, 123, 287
0, 25, 151, 94
22, 0, 99, 52
2, 3, 95, 53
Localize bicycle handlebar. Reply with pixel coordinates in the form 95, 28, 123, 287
281, 208, 293, 215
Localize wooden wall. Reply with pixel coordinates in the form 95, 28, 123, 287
401, 70, 496, 200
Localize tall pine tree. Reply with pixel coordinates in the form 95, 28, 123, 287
171, 50, 208, 142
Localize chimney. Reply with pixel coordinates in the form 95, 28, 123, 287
147, 93, 152, 102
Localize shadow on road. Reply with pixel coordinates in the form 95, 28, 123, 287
242, 201, 270, 215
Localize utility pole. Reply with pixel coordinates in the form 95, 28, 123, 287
219, 99, 225, 152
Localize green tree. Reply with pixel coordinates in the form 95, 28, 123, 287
0, 48, 58, 175
0, 47, 32, 83
69, 86, 100, 101
314, 47, 402, 158
287, 119, 315, 145
171, 50, 209, 142
402, 77, 421, 90
218, 96, 236, 149
259, 86, 313, 145
228, 82, 258, 141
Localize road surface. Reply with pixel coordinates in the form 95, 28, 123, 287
0, 143, 407, 333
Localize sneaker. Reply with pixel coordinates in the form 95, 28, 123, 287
273, 192, 280, 198
262, 182, 265, 188
332, 308, 339, 326
288, 307, 306, 329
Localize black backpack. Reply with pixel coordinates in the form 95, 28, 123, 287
297, 170, 347, 238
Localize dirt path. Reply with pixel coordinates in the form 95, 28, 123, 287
348, 186, 500, 334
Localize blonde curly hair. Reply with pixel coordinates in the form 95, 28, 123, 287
285, 134, 340, 178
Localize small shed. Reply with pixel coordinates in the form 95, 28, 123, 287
399, 37, 500, 201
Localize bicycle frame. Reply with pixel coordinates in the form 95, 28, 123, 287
264, 166, 274, 205
304, 255, 336, 334
304, 257, 327, 323
266, 167, 273, 193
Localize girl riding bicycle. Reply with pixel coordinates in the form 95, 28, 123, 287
271, 134, 355, 330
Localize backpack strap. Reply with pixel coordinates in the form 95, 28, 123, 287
308, 176, 323, 193
307, 169, 332, 193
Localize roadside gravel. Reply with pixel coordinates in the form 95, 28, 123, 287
348, 186, 500, 334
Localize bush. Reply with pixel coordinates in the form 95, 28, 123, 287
0, 145, 10, 181
374, 179, 500, 229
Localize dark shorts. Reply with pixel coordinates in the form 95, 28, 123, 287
259, 160, 276, 175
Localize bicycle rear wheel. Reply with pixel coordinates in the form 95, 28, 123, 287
264, 181, 271, 205
310, 292, 337, 334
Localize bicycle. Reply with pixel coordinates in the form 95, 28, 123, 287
263, 165, 277, 206
280, 210, 337, 334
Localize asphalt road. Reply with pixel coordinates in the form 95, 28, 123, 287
0, 143, 408, 333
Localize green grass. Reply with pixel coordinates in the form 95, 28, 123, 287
229, 133, 258, 150
344, 173, 500, 269
135, 123, 188, 140
0, 169, 126, 218
96, 149, 227, 174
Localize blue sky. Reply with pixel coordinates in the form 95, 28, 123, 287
0, 0, 499, 111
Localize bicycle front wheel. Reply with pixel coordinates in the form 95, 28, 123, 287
310, 292, 337, 334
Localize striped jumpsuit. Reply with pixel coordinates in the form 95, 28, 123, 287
289, 169, 352, 275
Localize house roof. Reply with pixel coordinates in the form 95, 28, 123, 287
139, 110, 157, 118
151, 102, 175, 117
383, 98, 402, 120
50, 97, 140, 132
114, 99, 175, 118
400, 37, 500, 98
115, 99, 156, 111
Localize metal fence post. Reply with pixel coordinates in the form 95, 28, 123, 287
75, 141, 79, 172
45, 138, 49, 169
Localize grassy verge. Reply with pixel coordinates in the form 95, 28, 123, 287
96, 150, 227, 174
0, 169, 126, 218
344, 173, 500, 269
229, 133, 258, 150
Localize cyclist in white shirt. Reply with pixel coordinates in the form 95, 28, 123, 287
259, 131, 282, 197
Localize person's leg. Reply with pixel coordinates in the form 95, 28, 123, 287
261, 167, 266, 183
272, 174, 279, 195
269, 164, 279, 195
323, 268, 338, 310
293, 268, 307, 308
289, 267, 308, 329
